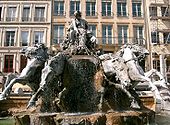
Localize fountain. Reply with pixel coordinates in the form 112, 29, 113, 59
0, 11, 159, 125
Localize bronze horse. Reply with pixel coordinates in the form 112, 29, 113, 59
0, 43, 49, 102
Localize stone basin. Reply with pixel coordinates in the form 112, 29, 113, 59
14, 110, 154, 125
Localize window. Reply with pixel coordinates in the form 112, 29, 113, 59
34, 31, 44, 44
132, 1, 142, 17
70, 0, 80, 16
118, 25, 128, 45
5, 31, 15, 46
151, 32, 159, 43
21, 31, 29, 46
166, 59, 170, 83
133, 26, 143, 45
6, 7, 16, 21
54, 1, 64, 16
20, 55, 27, 73
22, 6, 30, 21
53, 25, 64, 44
117, 0, 127, 17
34, 7, 45, 21
149, 7, 157, 17
153, 54, 160, 71
102, 25, 112, 44
163, 33, 170, 44
86, 0, 96, 16
4, 55, 14, 73
161, 7, 169, 17
89, 25, 96, 36
102, 0, 112, 16
0, 7, 2, 21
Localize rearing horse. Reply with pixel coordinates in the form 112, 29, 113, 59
98, 44, 165, 110
0, 43, 49, 101
27, 52, 67, 108
121, 44, 163, 102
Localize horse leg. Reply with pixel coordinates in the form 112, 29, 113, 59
27, 69, 55, 108
107, 80, 140, 109
140, 76, 162, 102
98, 86, 105, 112
56, 87, 67, 111
27, 87, 42, 108
4, 74, 17, 89
145, 69, 168, 89
0, 78, 28, 100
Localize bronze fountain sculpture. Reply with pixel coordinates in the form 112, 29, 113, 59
0, 11, 169, 125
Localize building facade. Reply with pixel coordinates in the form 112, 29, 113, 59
51, 0, 146, 53
0, 0, 149, 75
146, 0, 170, 82
0, 0, 52, 73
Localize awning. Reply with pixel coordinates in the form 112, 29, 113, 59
151, 45, 170, 55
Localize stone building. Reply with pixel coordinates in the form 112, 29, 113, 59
51, 0, 147, 67
0, 0, 148, 74
145, 0, 170, 82
0, 0, 51, 73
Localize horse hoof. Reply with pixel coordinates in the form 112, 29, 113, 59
27, 102, 36, 109
0, 95, 6, 101
98, 103, 103, 112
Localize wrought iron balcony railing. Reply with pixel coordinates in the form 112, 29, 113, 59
117, 12, 129, 17
52, 37, 146, 46
86, 11, 98, 16
101, 12, 114, 17
22, 17, 31, 22
54, 11, 66, 16
3, 68, 14, 73
6, 17, 17, 21
34, 17, 45, 22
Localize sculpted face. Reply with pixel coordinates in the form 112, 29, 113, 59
74, 11, 81, 19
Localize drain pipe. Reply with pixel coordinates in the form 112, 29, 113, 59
50, 0, 53, 52
143, 0, 153, 70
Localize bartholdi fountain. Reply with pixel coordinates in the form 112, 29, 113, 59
1, 11, 168, 125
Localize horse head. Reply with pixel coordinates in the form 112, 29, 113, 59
20, 46, 37, 59
128, 44, 149, 59
121, 43, 149, 62
20, 43, 49, 61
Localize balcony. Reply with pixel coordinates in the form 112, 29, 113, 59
20, 41, 28, 47
6, 17, 17, 22
132, 13, 143, 18
34, 17, 45, 22
4, 42, 15, 47
3, 68, 14, 73
53, 37, 64, 45
117, 12, 129, 17
22, 17, 31, 22
86, 11, 98, 18
54, 11, 66, 16
52, 37, 146, 52
101, 12, 114, 19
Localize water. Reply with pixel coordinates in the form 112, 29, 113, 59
1, 112, 170, 125
154, 111, 170, 125
0, 117, 15, 125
